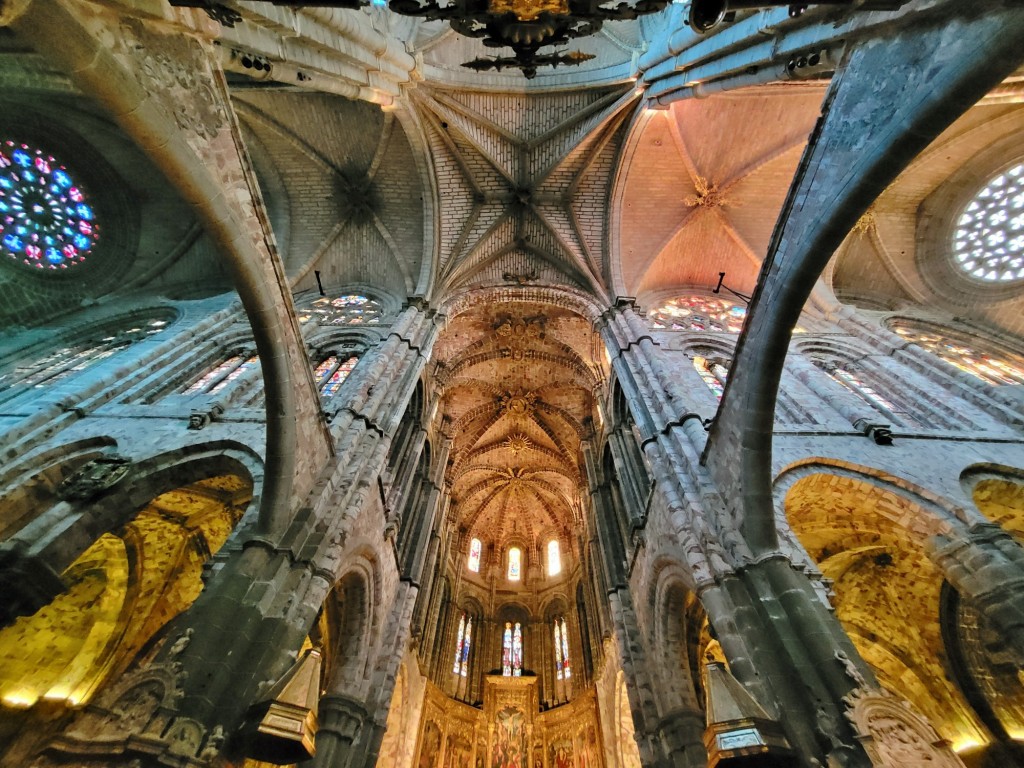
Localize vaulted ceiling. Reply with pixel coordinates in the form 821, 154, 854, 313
614, 84, 826, 304
433, 302, 599, 555
830, 98, 1024, 336
417, 84, 636, 296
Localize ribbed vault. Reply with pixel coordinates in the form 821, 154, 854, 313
435, 300, 598, 552
416, 85, 636, 296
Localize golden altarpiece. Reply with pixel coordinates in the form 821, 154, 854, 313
413, 675, 602, 768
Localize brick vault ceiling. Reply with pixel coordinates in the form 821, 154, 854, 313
233, 89, 426, 297
416, 84, 637, 298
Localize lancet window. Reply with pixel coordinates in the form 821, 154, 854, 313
891, 323, 1024, 386
0, 317, 170, 394
825, 364, 909, 419
547, 539, 561, 577
468, 537, 481, 573
183, 354, 259, 395
508, 547, 521, 581
452, 613, 472, 677
313, 354, 358, 397
554, 617, 571, 680
692, 354, 730, 401
502, 622, 523, 676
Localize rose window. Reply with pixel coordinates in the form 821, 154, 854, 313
952, 162, 1024, 282
0, 141, 98, 270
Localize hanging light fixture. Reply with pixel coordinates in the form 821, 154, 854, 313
171, 0, 668, 77
171, 0, 904, 77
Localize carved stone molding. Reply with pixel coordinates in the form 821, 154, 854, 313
34, 660, 223, 767
57, 454, 132, 501
843, 688, 966, 768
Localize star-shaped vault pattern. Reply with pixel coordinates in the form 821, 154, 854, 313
415, 85, 638, 296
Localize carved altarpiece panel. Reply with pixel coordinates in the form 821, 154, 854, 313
411, 675, 603, 768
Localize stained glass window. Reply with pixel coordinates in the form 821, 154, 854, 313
468, 538, 482, 572
508, 547, 521, 581
501, 622, 524, 677
560, 619, 571, 679
555, 617, 571, 680
952, 162, 1024, 282
826, 366, 908, 418
184, 355, 258, 395
460, 617, 472, 676
512, 622, 523, 676
313, 355, 358, 397
299, 294, 385, 326
649, 296, 746, 333
453, 614, 465, 675
693, 355, 730, 401
452, 613, 471, 677
0, 318, 168, 393
0, 141, 98, 270
892, 326, 1024, 386
547, 540, 561, 577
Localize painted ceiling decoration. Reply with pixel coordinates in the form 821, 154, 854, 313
434, 302, 598, 552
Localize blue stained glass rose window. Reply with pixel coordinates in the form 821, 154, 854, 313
0, 141, 98, 270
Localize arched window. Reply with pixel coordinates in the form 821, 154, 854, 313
554, 617, 571, 680
649, 295, 746, 333
507, 547, 521, 581
513, 623, 523, 676
693, 354, 730, 401
452, 613, 471, 677
299, 294, 385, 326
468, 537, 482, 573
313, 354, 358, 397
502, 621, 523, 677
951, 162, 1024, 282
892, 324, 1024, 386
547, 540, 561, 577
182, 354, 259, 395
823, 364, 912, 422
0, 317, 170, 393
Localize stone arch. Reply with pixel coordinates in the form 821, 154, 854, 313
700, 29, 1021, 560
324, 562, 377, 698
781, 469, 990, 751
649, 563, 708, 717
0, 464, 254, 753
961, 463, 1024, 536
0, 435, 116, 541
0, 440, 262, 626
774, 457, 976, 550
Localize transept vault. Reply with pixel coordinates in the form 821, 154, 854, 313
1, 2, 1024, 768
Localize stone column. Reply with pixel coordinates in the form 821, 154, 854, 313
311, 694, 369, 768
927, 523, 1024, 657
698, 560, 877, 768
655, 708, 706, 768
